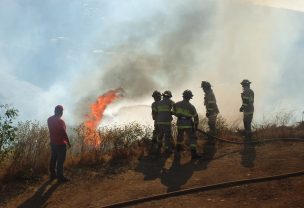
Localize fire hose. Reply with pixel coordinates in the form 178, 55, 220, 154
196, 128, 304, 144
101, 130, 304, 208
101, 171, 304, 208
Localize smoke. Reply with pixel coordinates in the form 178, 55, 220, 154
74, 2, 213, 96
1, 0, 303, 125
74, 0, 304, 125
72, 0, 216, 123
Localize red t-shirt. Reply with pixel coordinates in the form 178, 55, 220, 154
47, 115, 69, 145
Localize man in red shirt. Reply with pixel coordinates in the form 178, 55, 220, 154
47, 105, 71, 182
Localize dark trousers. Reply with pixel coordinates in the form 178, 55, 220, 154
152, 123, 160, 144
50, 144, 67, 179
243, 113, 253, 137
158, 124, 173, 150
207, 114, 217, 135
177, 128, 197, 150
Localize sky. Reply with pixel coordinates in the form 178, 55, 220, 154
249, 0, 304, 12
0, 0, 304, 126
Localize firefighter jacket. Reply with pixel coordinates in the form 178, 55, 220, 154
155, 98, 174, 125
241, 87, 254, 114
151, 101, 158, 120
204, 89, 219, 115
173, 99, 199, 129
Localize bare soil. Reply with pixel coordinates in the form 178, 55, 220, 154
2, 138, 304, 208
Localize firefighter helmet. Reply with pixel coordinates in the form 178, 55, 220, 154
152, 90, 161, 98
201, 81, 211, 89
241, 79, 251, 86
162, 90, 172, 98
182, 90, 193, 99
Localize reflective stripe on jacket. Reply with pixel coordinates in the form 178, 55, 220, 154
204, 89, 219, 115
173, 100, 199, 129
155, 98, 174, 125
241, 88, 254, 113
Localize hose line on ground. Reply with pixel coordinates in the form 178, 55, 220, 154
196, 128, 304, 145
101, 170, 304, 208
100, 130, 304, 208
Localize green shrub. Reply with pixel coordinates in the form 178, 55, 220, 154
0, 105, 18, 162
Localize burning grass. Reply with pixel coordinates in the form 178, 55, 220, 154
71, 123, 151, 166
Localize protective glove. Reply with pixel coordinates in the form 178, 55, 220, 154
239, 106, 244, 112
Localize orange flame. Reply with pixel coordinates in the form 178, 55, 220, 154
84, 88, 122, 147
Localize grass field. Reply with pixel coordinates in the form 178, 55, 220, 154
1, 112, 303, 185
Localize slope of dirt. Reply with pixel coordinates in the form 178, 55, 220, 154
2, 138, 304, 208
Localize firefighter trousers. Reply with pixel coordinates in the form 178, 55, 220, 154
207, 114, 217, 135
243, 113, 253, 137
158, 124, 173, 150
176, 128, 197, 150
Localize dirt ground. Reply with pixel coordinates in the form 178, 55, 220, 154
2, 138, 304, 208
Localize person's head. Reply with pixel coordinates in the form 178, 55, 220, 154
162, 90, 172, 99
182, 89, 193, 101
152, 90, 161, 102
201, 81, 211, 92
54, 105, 64, 117
241, 79, 251, 90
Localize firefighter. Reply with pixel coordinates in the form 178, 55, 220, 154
173, 90, 201, 160
240, 79, 254, 138
151, 90, 161, 151
156, 90, 175, 154
201, 81, 219, 135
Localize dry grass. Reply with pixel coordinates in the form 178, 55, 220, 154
2, 121, 50, 181
0, 121, 151, 184
254, 122, 304, 139
253, 111, 304, 139
1, 112, 303, 184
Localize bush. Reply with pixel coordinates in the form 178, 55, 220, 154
0, 105, 18, 162
0, 122, 152, 182
198, 114, 230, 135
3, 121, 50, 181
72, 123, 152, 166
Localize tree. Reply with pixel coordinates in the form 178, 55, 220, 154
0, 104, 18, 160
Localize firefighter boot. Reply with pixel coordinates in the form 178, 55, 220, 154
175, 144, 184, 152
156, 142, 162, 154
244, 121, 252, 140
164, 143, 173, 155
245, 130, 252, 140
191, 149, 202, 160
149, 140, 158, 154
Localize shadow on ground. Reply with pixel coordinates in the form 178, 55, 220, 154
241, 142, 256, 168
17, 180, 61, 208
135, 140, 234, 192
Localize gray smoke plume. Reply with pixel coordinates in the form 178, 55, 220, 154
1, 0, 303, 125
76, 1, 214, 97
74, 0, 304, 125
74, 0, 215, 120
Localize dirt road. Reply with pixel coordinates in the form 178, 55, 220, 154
3, 140, 304, 208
